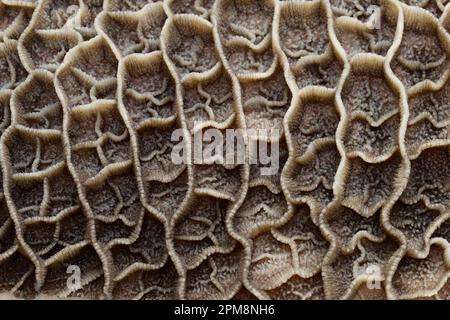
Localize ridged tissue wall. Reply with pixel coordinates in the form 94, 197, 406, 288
0, 0, 450, 300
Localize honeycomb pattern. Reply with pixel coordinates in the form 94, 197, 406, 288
0, 0, 450, 300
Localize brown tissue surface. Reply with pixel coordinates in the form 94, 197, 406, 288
0, 0, 450, 300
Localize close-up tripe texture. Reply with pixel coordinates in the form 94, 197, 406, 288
0, 0, 450, 300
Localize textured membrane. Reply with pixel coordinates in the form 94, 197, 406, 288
0, 0, 450, 300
